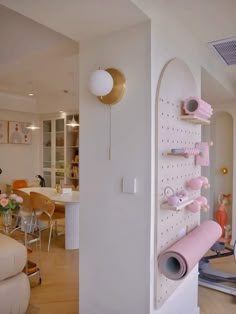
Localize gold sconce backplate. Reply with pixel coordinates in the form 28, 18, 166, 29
97, 68, 126, 105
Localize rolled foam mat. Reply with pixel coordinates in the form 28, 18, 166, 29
158, 220, 221, 280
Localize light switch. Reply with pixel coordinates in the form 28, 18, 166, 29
122, 176, 137, 194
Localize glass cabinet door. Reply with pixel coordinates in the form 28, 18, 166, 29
43, 120, 52, 169
55, 118, 65, 185
66, 114, 79, 189
42, 118, 65, 187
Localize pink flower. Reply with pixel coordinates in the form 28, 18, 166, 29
0, 193, 7, 200
0, 198, 9, 207
15, 196, 23, 203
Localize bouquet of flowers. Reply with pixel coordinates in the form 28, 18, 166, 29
0, 193, 23, 212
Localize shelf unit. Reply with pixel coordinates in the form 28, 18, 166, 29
180, 115, 210, 125
41, 114, 79, 189
160, 199, 193, 211
167, 153, 190, 158
42, 117, 65, 187
65, 114, 79, 189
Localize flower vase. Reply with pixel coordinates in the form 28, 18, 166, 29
2, 209, 12, 233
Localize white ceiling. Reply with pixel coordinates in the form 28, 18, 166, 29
0, 1, 148, 110
0, 0, 236, 107
156, 0, 236, 92
0, 0, 148, 41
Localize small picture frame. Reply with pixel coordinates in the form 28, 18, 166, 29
9, 121, 32, 144
0, 120, 8, 144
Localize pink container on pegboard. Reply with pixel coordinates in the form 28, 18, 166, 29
183, 97, 213, 119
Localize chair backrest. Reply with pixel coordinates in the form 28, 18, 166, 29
12, 189, 32, 214
12, 180, 28, 189
30, 192, 55, 217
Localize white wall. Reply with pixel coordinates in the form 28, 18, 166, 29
0, 109, 40, 191
131, 4, 233, 313
79, 22, 151, 314
79, 3, 235, 314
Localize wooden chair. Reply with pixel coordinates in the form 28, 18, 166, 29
12, 189, 34, 232
30, 192, 65, 251
11, 189, 41, 252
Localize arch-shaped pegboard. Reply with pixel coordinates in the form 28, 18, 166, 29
155, 58, 201, 308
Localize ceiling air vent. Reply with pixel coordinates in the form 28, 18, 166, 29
208, 37, 236, 65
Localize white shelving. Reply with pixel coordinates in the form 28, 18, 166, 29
160, 199, 193, 211
66, 114, 79, 189
167, 152, 190, 158
180, 115, 210, 125
41, 114, 79, 189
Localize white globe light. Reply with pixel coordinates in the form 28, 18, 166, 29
89, 70, 113, 96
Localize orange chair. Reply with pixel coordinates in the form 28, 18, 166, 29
12, 180, 28, 189
12, 189, 33, 232
30, 192, 64, 251
11, 189, 41, 252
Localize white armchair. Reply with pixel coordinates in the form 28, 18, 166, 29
0, 233, 30, 313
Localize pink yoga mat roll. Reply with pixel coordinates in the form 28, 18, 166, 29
158, 220, 221, 280
183, 97, 213, 119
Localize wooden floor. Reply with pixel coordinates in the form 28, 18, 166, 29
8, 221, 236, 314
25, 229, 79, 314
26, 234, 235, 314
198, 250, 236, 314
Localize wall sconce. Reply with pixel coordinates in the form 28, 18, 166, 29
88, 68, 126, 159
89, 68, 126, 105
220, 167, 228, 175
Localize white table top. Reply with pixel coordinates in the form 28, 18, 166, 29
20, 187, 80, 203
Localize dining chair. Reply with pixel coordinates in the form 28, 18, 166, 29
30, 192, 65, 251
10, 189, 42, 284
12, 189, 34, 232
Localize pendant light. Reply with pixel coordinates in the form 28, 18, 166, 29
28, 81, 34, 96
26, 123, 40, 130
66, 72, 79, 128
26, 81, 40, 130
66, 115, 79, 127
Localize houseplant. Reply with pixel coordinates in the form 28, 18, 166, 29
0, 193, 23, 232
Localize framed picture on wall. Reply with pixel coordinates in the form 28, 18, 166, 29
0, 120, 8, 144
9, 121, 32, 144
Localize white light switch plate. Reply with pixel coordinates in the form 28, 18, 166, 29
122, 176, 137, 194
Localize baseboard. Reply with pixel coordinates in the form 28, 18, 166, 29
194, 306, 200, 314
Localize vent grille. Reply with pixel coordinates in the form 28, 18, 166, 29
208, 37, 236, 65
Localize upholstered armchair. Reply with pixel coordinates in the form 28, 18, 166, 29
0, 233, 30, 313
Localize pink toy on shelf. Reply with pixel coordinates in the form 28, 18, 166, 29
183, 97, 213, 119
170, 147, 200, 155
195, 196, 209, 212
164, 186, 188, 206
195, 142, 210, 166
187, 200, 201, 213
187, 176, 210, 190
186, 196, 209, 213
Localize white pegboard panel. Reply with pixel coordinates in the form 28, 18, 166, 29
155, 60, 201, 309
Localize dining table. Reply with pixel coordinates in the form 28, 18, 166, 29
19, 187, 80, 250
